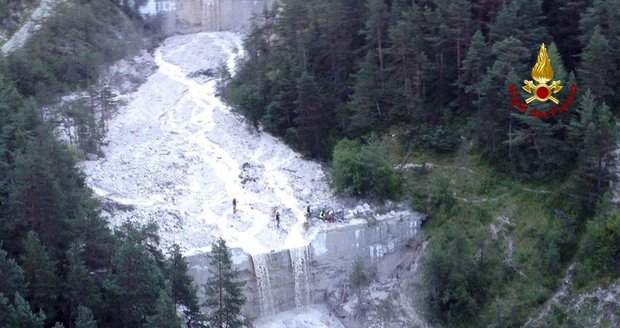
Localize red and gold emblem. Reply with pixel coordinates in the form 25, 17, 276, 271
522, 43, 562, 104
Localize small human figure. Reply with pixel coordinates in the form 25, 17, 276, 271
328, 211, 334, 223
307, 205, 311, 215
319, 210, 325, 221
275, 212, 280, 228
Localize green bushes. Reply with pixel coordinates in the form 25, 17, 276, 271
423, 209, 504, 327
575, 212, 620, 286
331, 138, 403, 201
7, 0, 143, 100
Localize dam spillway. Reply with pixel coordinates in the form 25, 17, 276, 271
140, 0, 276, 34
187, 212, 421, 318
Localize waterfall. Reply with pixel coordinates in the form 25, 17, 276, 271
202, 0, 221, 31
252, 253, 275, 317
290, 245, 311, 308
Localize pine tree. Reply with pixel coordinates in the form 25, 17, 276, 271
7, 293, 46, 328
293, 72, 327, 157
74, 306, 97, 328
146, 290, 182, 328
489, 0, 549, 51
578, 26, 615, 104
8, 121, 72, 258
546, 0, 592, 70
99, 84, 117, 134
578, 0, 620, 47
64, 244, 100, 322
475, 37, 529, 167
459, 30, 490, 114
509, 113, 567, 178
437, 0, 473, 83
347, 0, 390, 136
348, 51, 389, 136
387, 3, 429, 122
578, 0, 620, 105
547, 42, 568, 84
20, 231, 59, 323
568, 90, 617, 210
166, 244, 202, 326
104, 241, 165, 327
203, 238, 246, 328
0, 243, 26, 297
471, 0, 501, 32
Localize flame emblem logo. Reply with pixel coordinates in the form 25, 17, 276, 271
522, 44, 562, 104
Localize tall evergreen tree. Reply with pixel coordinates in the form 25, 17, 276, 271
203, 238, 246, 328
437, 0, 473, 83
568, 90, 617, 211
64, 244, 101, 323
347, 0, 390, 136
545, 0, 592, 70
489, 0, 549, 51
74, 306, 97, 328
104, 241, 164, 327
166, 244, 202, 327
475, 37, 529, 168
0, 243, 27, 297
387, 3, 430, 122
20, 231, 59, 324
293, 72, 327, 157
3, 293, 46, 328
459, 30, 490, 114
577, 26, 616, 105
145, 290, 182, 328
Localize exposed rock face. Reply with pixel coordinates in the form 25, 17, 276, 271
525, 265, 620, 328
186, 212, 422, 319
1, 0, 66, 54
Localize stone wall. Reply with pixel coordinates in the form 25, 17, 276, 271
187, 213, 421, 319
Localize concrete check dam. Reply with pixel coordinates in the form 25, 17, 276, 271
85, 0, 425, 320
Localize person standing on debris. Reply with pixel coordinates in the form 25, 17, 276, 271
275, 212, 280, 228
328, 211, 334, 223
307, 205, 311, 216
233, 198, 237, 213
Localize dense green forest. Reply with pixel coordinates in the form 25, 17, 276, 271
228, 0, 620, 326
0, 1, 248, 327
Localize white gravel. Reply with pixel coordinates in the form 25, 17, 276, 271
253, 304, 345, 328
81, 32, 339, 256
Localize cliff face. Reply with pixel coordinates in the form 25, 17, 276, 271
1, 0, 66, 54
187, 211, 422, 319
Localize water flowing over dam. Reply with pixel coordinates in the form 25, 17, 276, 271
290, 245, 311, 308
140, 0, 276, 34
188, 213, 421, 318
83, 4, 424, 322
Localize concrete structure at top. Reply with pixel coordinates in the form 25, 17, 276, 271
144, 0, 276, 34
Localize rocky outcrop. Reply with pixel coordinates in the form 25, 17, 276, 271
326, 236, 433, 328
1, 0, 66, 54
525, 266, 620, 328
186, 211, 422, 319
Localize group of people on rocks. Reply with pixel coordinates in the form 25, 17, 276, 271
231, 199, 337, 229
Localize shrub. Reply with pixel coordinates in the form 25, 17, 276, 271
575, 212, 620, 286
331, 138, 403, 200
8, 0, 143, 101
